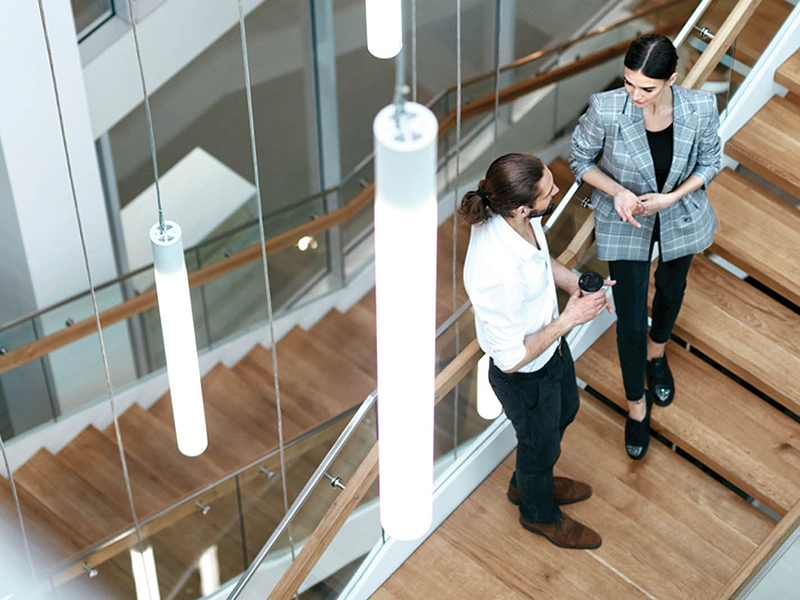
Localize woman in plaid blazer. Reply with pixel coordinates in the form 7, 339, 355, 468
569, 34, 721, 460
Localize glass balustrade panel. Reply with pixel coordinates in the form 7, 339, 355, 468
0, 320, 58, 441
235, 404, 376, 600
296, 478, 380, 600
136, 483, 246, 600
237, 414, 350, 566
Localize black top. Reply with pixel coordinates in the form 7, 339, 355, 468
646, 123, 674, 192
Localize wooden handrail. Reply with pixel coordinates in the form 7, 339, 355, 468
437, 19, 685, 135
446, 0, 693, 93
267, 337, 485, 600
0, 184, 375, 376
46, 409, 351, 587
682, 0, 764, 89
266, 241, 581, 600
711, 497, 800, 599
0, 18, 683, 378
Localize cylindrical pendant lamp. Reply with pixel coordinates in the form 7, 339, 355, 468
366, 0, 403, 59
374, 101, 438, 541
476, 355, 503, 420
150, 221, 208, 457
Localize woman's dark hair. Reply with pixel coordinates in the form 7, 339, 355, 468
459, 153, 545, 226
624, 34, 678, 80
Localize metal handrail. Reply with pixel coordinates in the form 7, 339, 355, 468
226, 299, 474, 599
34, 403, 358, 582
674, 0, 716, 46
0, 182, 340, 334
448, 0, 692, 93
34, 299, 473, 588
0, 0, 690, 337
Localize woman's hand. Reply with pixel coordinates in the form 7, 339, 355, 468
613, 188, 642, 228
637, 192, 678, 216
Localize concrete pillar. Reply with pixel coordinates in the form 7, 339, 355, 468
0, 0, 135, 433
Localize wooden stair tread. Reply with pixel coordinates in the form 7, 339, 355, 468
232, 343, 315, 439
700, 0, 792, 67
199, 364, 282, 450
656, 254, 800, 417
726, 95, 800, 198
267, 326, 374, 415
776, 47, 800, 97
234, 339, 362, 438
374, 394, 773, 600
149, 391, 270, 474
104, 404, 224, 496
0, 476, 81, 568
14, 449, 130, 548
709, 168, 800, 306
57, 425, 181, 520
310, 307, 377, 381
576, 325, 800, 514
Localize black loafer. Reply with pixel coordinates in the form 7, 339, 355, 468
625, 391, 653, 460
647, 355, 674, 407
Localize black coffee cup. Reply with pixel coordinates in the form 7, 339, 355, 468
578, 271, 604, 294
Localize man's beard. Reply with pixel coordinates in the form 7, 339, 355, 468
529, 199, 555, 218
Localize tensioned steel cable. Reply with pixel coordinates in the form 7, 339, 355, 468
125, 0, 165, 232
236, 0, 295, 562
411, 0, 418, 102
0, 433, 35, 585
493, 0, 502, 157
36, 0, 150, 594
452, 0, 462, 456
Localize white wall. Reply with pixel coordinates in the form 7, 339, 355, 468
0, 0, 135, 423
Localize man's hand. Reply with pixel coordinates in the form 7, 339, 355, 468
637, 192, 677, 216
613, 188, 642, 228
561, 288, 613, 329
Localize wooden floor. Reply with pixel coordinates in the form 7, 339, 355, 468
373, 394, 774, 600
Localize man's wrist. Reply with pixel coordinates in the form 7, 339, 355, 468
553, 312, 574, 336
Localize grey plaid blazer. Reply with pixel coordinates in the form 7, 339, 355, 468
569, 86, 721, 262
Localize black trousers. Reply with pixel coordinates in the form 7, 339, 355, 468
488, 341, 579, 524
608, 217, 693, 401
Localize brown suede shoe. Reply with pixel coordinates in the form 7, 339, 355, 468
507, 477, 592, 506
519, 513, 602, 550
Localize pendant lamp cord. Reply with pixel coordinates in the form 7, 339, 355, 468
236, 0, 295, 561
411, 0, 418, 103
493, 0, 502, 157
452, 0, 462, 457
36, 1, 150, 595
125, 0, 165, 233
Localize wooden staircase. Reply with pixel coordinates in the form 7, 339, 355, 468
699, 0, 793, 67
0, 192, 480, 597
373, 43, 800, 600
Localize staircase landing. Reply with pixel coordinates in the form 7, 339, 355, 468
372, 395, 773, 600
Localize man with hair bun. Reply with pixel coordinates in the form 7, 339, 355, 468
461, 153, 614, 549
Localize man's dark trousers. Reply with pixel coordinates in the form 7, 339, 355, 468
488, 340, 580, 524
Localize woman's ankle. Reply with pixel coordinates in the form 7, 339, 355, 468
627, 396, 647, 421
646, 340, 667, 361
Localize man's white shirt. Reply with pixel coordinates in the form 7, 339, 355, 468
464, 213, 560, 373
